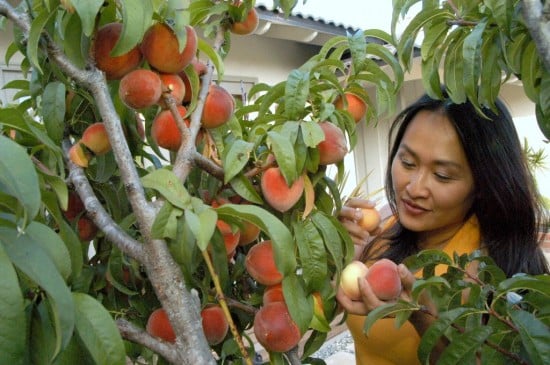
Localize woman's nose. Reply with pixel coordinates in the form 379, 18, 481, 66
406, 171, 429, 197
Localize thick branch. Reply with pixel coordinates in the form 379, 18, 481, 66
63, 142, 146, 262
117, 319, 180, 364
522, 0, 550, 72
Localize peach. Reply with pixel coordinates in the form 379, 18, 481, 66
201, 84, 235, 129
358, 208, 381, 233
334, 92, 367, 123
146, 308, 176, 343
230, 8, 259, 35
245, 240, 283, 286
200, 305, 229, 346
366, 258, 402, 301
151, 105, 189, 151
262, 283, 284, 305
238, 220, 261, 246
340, 260, 369, 301
119, 69, 162, 109
81, 122, 111, 155
253, 302, 301, 353
63, 191, 85, 221
141, 23, 198, 74
69, 141, 91, 168
92, 22, 142, 80
317, 122, 348, 165
157, 73, 186, 109
260, 167, 304, 213
77, 216, 98, 241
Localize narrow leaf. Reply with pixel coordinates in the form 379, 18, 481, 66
42, 81, 66, 144
72, 0, 104, 37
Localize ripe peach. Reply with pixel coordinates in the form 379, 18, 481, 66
63, 191, 85, 221
334, 92, 367, 123
366, 258, 402, 301
253, 302, 301, 353
262, 283, 284, 305
151, 105, 189, 151
81, 122, 111, 155
92, 22, 142, 80
239, 220, 261, 246
69, 141, 91, 168
260, 167, 304, 213
317, 122, 348, 165
157, 73, 186, 109
358, 208, 381, 233
141, 23, 198, 74
200, 305, 229, 346
340, 260, 369, 301
230, 8, 259, 35
77, 216, 98, 241
146, 308, 176, 343
201, 84, 235, 129
245, 240, 283, 286
119, 69, 162, 109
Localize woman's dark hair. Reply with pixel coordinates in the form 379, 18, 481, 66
361, 92, 549, 276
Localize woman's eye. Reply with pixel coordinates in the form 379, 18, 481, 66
435, 173, 452, 181
401, 159, 414, 168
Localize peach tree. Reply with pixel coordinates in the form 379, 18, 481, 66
0, 0, 402, 364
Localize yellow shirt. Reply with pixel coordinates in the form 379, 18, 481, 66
347, 215, 481, 365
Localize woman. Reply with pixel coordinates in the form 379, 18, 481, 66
337, 92, 549, 365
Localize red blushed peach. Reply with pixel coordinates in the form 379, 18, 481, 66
366, 259, 402, 301
216, 219, 240, 256
146, 308, 176, 343
317, 122, 348, 165
92, 22, 143, 80
157, 73, 186, 109
239, 220, 261, 246
253, 301, 301, 353
63, 191, 85, 221
230, 8, 259, 35
119, 69, 162, 109
260, 167, 304, 213
245, 240, 283, 286
69, 141, 91, 168
179, 57, 207, 103
151, 105, 189, 151
262, 283, 284, 305
141, 23, 198, 74
81, 122, 111, 155
201, 84, 235, 129
334, 92, 367, 123
77, 216, 98, 241
201, 305, 229, 346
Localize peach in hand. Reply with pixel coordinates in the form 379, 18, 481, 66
358, 208, 381, 233
366, 258, 402, 301
340, 260, 369, 301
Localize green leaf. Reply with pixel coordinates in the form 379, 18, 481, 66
267, 130, 297, 184
62, 12, 86, 68
141, 168, 192, 209
462, 19, 487, 110
185, 205, 217, 251
216, 204, 296, 275
111, 0, 153, 56
72, 0, 104, 37
0, 135, 40, 225
0, 226, 74, 354
0, 245, 26, 365
151, 201, 182, 240
508, 309, 550, 365
228, 174, 263, 205
73, 292, 126, 365
284, 69, 310, 120
197, 38, 223, 80
520, 41, 540, 102
27, 9, 56, 74
282, 273, 313, 334
42, 81, 66, 144
363, 301, 418, 335
439, 326, 493, 365
300, 120, 324, 148
311, 211, 349, 273
293, 220, 327, 292
223, 139, 254, 184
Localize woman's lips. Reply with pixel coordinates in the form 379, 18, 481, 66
401, 198, 429, 216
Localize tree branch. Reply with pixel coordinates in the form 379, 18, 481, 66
522, 0, 550, 72
117, 318, 180, 364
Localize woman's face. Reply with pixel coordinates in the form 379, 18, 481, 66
391, 110, 475, 248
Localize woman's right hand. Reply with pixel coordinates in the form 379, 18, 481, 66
338, 197, 380, 246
